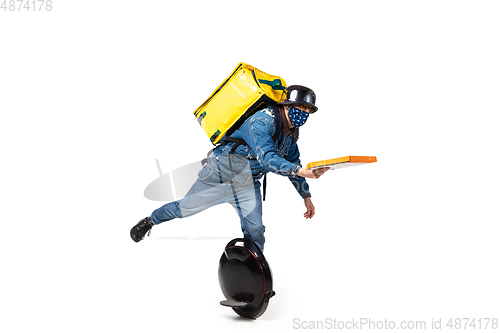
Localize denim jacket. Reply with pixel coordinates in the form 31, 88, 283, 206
209, 107, 311, 199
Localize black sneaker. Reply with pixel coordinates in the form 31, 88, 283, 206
130, 217, 153, 243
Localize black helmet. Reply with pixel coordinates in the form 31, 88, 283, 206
279, 85, 318, 113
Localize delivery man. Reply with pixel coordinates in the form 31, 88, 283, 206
130, 85, 328, 252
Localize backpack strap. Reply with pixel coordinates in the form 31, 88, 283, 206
220, 137, 247, 154
262, 103, 282, 201
203, 104, 282, 201
201, 137, 246, 166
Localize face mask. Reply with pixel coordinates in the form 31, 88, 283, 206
288, 107, 310, 127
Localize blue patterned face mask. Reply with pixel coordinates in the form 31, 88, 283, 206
288, 107, 310, 127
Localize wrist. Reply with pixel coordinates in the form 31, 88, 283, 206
297, 168, 306, 177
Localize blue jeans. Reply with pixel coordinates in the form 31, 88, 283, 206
150, 163, 265, 251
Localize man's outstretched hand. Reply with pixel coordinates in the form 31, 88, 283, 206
297, 167, 330, 179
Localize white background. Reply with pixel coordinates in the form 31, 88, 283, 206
1, 1, 499, 332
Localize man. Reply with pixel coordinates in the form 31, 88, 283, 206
130, 85, 328, 251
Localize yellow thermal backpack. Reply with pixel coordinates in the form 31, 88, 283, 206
194, 63, 287, 145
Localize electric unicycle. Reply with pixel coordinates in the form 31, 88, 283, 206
218, 238, 275, 319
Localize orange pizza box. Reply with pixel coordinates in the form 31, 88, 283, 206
306, 156, 377, 171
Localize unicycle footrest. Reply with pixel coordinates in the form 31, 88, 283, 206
220, 300, 249, 308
